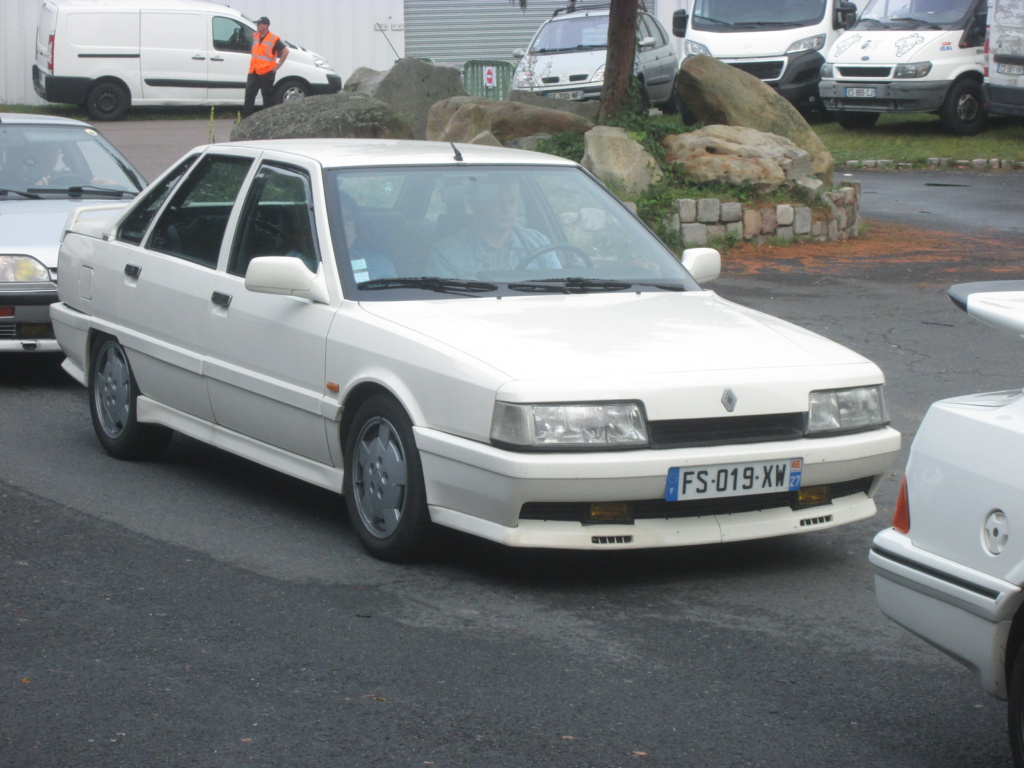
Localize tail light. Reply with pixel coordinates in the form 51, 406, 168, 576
48, 34, 55, 74
892, 474, 910, 534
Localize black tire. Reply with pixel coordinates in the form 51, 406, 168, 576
273, 79, 309, 106
343, 394, 434, 562
88, 337, 172, 460
86, 82, 130, 122
940, 78, 986, 136
836, 111, 880, 130
1009, 644, 1024, 767
659, 91, 681, 116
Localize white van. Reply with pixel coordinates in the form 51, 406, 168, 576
985, 0, 1024, 118
670, 0, 859, 112
818, 0, 988, 134
32, 0, 341, 121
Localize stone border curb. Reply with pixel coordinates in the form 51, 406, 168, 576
841, 158, 1023, 169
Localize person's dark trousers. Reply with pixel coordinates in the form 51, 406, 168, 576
242, 72, 276, 118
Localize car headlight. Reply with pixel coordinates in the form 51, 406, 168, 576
592, 64, 605, 83
894, 62, 932, 78
820, 62, 834, 78
787, 34, 826, 54
808, 386, 887, 434
0, 255, 51, 283
491, 401, 649, 449
514, 69, 536, 89
313, 56, 332, 70
685, 40, 711, 57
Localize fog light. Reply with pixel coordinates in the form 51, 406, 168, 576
795, 485, 831, 508
587, 503, 632, 524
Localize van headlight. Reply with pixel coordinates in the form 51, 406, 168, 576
808, 386, 887, 434
685, 40, 711, 57
514, 69, 536, 89
820, 62, 834, 78
894, 62, 932, 78
0, 255, 51, 283
592, 65, 605, 83
313, 56, 333, 70
787, 34, 826, 53
491, 401, 649, 449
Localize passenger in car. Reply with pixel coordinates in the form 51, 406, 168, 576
425, 176, 556, 278
339, 191, 396, 283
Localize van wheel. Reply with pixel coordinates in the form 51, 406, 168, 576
1009, 643, 1024, 767
273, 80, 309, 105
836, 111, 879, 130
940, 78, 986, 136
86, 82, 130, 122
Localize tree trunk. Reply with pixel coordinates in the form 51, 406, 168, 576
598, 0, 639, 121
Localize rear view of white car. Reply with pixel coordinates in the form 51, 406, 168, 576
871, 280, 1024, 766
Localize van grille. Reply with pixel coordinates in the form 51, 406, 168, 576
730, 61, 784, 80
837, 66, 891, 78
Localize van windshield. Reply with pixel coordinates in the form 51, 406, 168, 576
691, 0, 826, 31
855, 0, 973, 30
531, 15, 609, 53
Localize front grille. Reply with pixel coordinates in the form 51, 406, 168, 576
838, 66, 891, 78
648, 413, 805, 449
568, 74, 588, 82
519, 477, 873, 523
541, 76, 561, 84
0, 323, 16, 339
730, 60, 784, 80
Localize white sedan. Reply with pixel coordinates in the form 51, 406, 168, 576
871, 280, 1024, 765
51, 139, 899, 561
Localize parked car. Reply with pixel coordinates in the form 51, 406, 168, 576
871, 280, 1024, 765
0, 112, 145, 353
512, 6, 679, 111
985, 0, 1024, 119
51, 139, 900, 562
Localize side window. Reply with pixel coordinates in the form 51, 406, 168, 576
212, 16, 252, 53
118, 155, 198, 245
229, 164, 319, 277
644, 14, 669, 47
147, 154, 252, 268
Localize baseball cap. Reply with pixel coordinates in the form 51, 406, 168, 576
255, 16, 270, 25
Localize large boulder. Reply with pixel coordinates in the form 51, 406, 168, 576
662, 125, 815, 194
426, 96, 593, 145
508, 89, 601, 123
344, 58, 468, 140
674, 55, 833, 185
581, 126, 663, 197
230, 92, 413, 141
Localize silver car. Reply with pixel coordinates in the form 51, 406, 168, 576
0, 113, 145, 353
512, 7, 680, 111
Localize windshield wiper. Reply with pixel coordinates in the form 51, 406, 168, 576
357, 276, 499, 294
0, 187, 40, 199
508, 277, 635, 293
693, 14, 733, 27
27, 185, 136, 198
856, 17, 894, 28
889, 16, 942, 28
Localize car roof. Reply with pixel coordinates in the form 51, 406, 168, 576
0, 113, 94, 128
550, 8, 611, 20
210, 139, 581, 170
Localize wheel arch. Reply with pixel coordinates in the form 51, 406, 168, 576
1006, 601, 1024, 689
339, 381, 417, 456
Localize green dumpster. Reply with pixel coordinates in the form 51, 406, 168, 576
462, 60, 515, 100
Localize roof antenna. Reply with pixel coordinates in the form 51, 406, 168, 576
428, 104, 463, 162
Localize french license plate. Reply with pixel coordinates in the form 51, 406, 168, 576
997, 62, 1024, 75
664, 458, 803, 501
546, 90, 584, 101
845, 87, 877, 98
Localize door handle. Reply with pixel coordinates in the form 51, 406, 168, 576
210, 56, 224, 62
124, 263, 141, 278
192, 54, 206, 60
211, 291, 232, 308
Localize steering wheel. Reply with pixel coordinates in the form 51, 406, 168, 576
515, 241, 593, 270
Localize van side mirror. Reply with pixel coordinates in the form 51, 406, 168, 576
672, 9, 688, 38
836, 1, 857, 29
512, 48, 525, 59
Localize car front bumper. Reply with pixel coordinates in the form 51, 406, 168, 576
870, 528, 1024, 699
417, 424, 901, 549
0, 282, 60, 352
819, 79, 951, 113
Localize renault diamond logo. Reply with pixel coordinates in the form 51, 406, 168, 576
721, 388, 738, 412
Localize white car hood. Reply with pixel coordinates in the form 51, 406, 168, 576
361, 291, 869, 381
0, 198, 84, 269
521, 49, 604, 81
828, 29, 943, 63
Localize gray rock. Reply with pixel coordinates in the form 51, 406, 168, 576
427, 96, 593, 145
580, 126, 663, 196
230, 91, 413, 141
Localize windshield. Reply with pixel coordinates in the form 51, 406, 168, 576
855, 0, 974, 29
531, 14, 609, 53
691, 0, 827, 30
0, 123, 145, 197
325, 165, 699, 300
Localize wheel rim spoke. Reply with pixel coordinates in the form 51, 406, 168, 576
354, 417, 408, 539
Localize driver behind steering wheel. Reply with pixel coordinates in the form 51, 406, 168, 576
426, 175, 556, 278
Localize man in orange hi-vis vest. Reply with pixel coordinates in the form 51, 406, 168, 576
243, 16, 289, 118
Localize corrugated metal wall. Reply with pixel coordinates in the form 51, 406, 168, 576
1, 0, 685, 106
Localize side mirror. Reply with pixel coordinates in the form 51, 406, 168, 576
512, 48, 525, 59
681, 247, 721, 285
638, 35, 656, 51
835, 1, 857, 29
672, 9, 688, 38
245, 256, 329, 303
